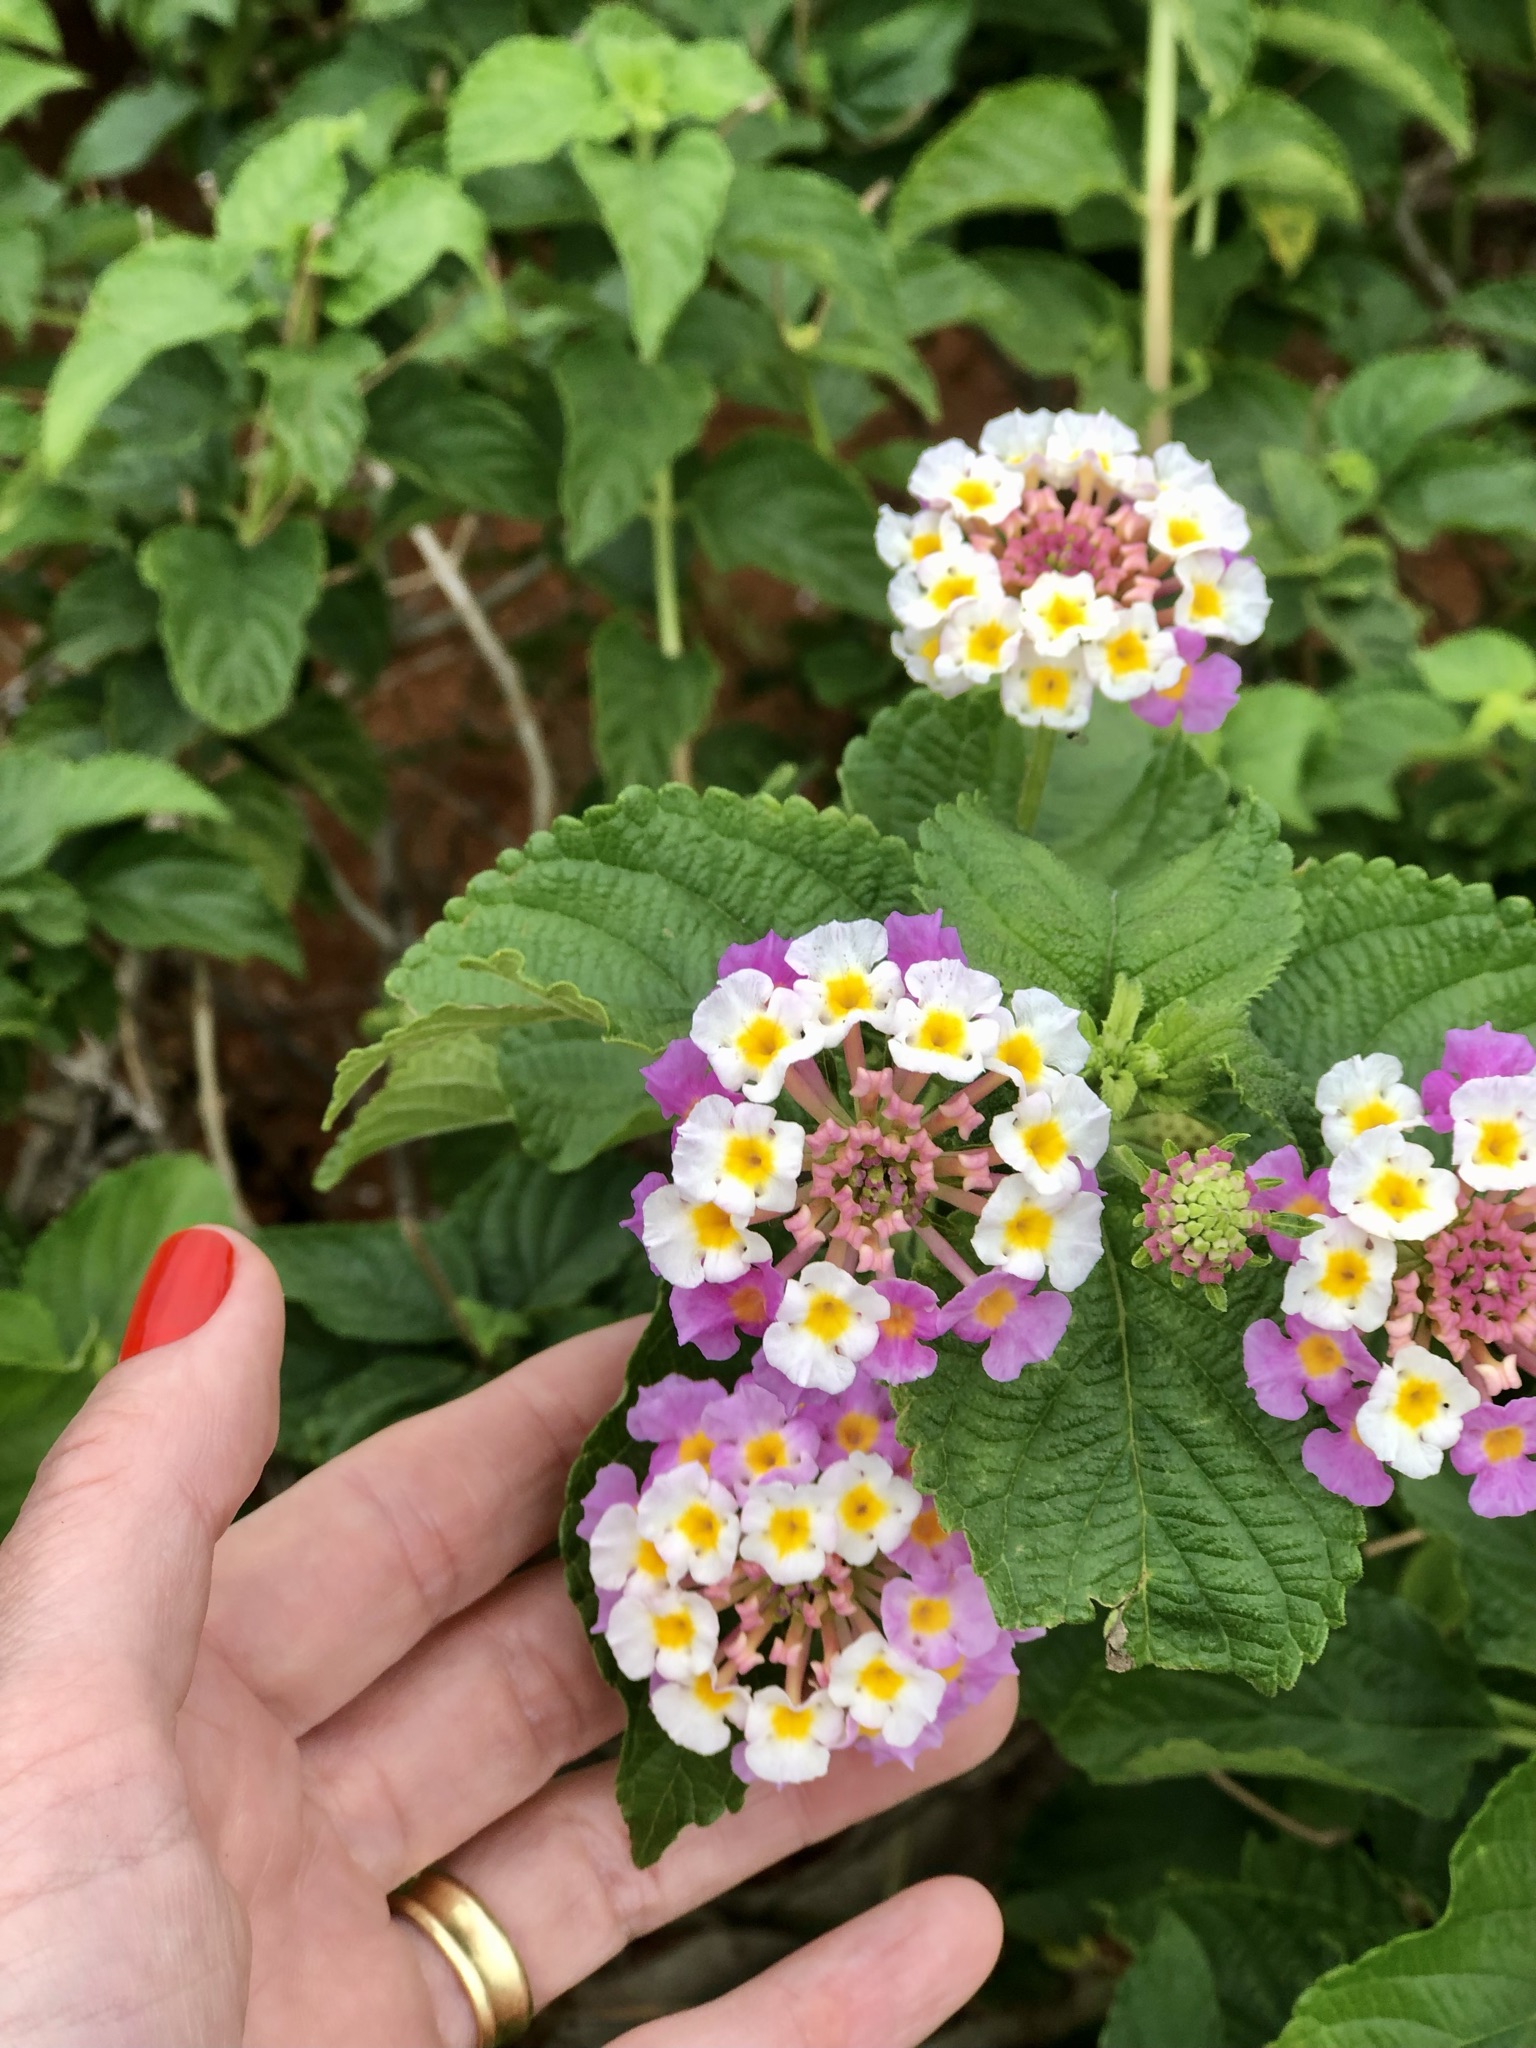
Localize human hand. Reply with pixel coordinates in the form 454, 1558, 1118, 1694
0, 1227, 1014, 2047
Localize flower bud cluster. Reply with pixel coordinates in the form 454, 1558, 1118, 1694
1137, 1146, 1259, 1288
879, 408, 1269, 737
1241, 1027, 1536, 1519
580, 1366, 1031, 1783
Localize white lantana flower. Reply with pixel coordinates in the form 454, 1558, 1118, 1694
650, 1668, 749, 1756
874, 504, 959, 570
741, 1685, 844, 1783
786, 917, 904, 1047
934, 592, 1023, 686
828, 1632, 946, 1748
763, 1262, 890, 1394
979, 406, 1055, 470
671, 1097, 805, 1219
637, 1464, 741, 1584
988, 988, 1091, 1086
589, 1500, 673, 1593
1001, 649, 1094, 731
887, 539, 1002, 630
1144, 483, 1251, 559
891, 624, 945, 689
1449, 1074, 1536, 1192
888, 959, 1005, 1082
606, 1584, 720, 1683
1017, 571, 1117, 655
691, 968, 816, 1102
817, 1451, 922, 1565
641, 1180, 771, 1289
991, 1073, 1111, 1197
1356, 1345, 1480, 1479
1082, 602, 1184, 701
1043, 407, 1142, 489
1281, 1214, 1395, 1331
1149, 440, 1215, 490
972, 1177, 1103, 1289
739, 1481, 836, 1584
1315, 1052, 1423, 1156
907, 440, 1024, 523
1172, 550, 1271, 643
1328, 1128, 1460, 1241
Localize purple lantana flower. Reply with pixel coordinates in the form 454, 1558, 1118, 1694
1450, 1399, 1536, 1517
866, 1277, 943, 1383
1131, 629, 1240, 733
1301, 1387, 1394, 1509
1243, 1314, 1376, 1420
883, 1566, 1000, 1669
718, 931, 795, 984
939, 1273, 1072, 1380
670, 1265, 785, 1362
883, 910, 964, 976
800, 1369, 901, 1464
701, 1378, 820, 1496
1249, 1144, 1332, 1263
640, 1041, 739, 1121
627, 1371, 727, 1476
1422, 1024, 1536, 1132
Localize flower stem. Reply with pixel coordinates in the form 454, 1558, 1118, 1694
1016, 727, 1057, 834
649, 463, 692, 784
1141, 0, 1179, 450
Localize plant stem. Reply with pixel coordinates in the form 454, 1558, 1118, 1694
1207, 1772, 1352, 1850
1141, 0, 1179, 449
1016, 727, 1057, 834
190, 959, 254, 1231
649, 464, 693, 785
798, 358, 834, 459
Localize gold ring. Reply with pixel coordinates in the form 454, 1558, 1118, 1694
391, 1868, 533, 2046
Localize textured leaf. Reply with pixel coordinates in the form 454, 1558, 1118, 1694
64, 77, 199, 181
368, 364, 556, 522
78, 829, 303, 972
319, 169, 486, 325
1103, 1907, 1223, 2048
553, 335, 712, 561
0, 1367, 93, 1534
1380, 440, 1536, 547
1193, 88, 1361, 220
1326, 350, 1531, 479
717, 162, 903, 349
0, 1291, 68, 1371
48, 556, 157, 674
560, 1302, 747, 1866
589, 613, 717, 795
261, 1219, 472, 1345
889, 77, 1127, 245
1259, 0, 1471, 156
1306, 686, 1461, 821
898, 1222, 1362, 1690
0, 750, 226, 882
451, 1149, 640, 1312
1024, 1589, 1498, 1817
497, 1021, 661, 1170
1253, 855, 1536, 1086
217, 117, 351, 259
387, 785, 916, 1048
1451, 278, 1536, 349
967, 248, 1129, 378
313, 1033, 516, 1190
1220, 682, 1337, 832
1175, 0, 1254, 108
689, 431, 886, 620
1407, 1467, 1536, 1678
291, 1352, 484, 1464
574, 129, 733, 362
253, 689, 388, 839
1275, 1756, 1536, 2047
139, 519, 324, 735
41, 238, 251, 475
249, 332, 381, 504
447, 36, 624, 178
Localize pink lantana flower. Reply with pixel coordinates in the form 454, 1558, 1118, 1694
939, 1272, 1073, 1380
883, 909, 964, 975
1450, 1398, 1536, 1517
670, 1264, 786, 1363
1422, 1023, 1536, 1132
799, 1369, 902, 1465
1248, 1144, 1333, 1264
1301, 1387, 1394, 1509
627, 1372, 727, 1477
1243, 1314, 1376, 1420
718, 931, 796, 985
701, 1377, 820, 1496
640, 1039, 741, 1121
1130, 628, 1240, 733
883, 1566, 1001, 1669
866, 1277, 943, 1383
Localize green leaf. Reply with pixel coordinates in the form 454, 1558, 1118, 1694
1450, 278, 1536, 349
667, 36, 772, 120
560, 1300, 747, 1867
1260, 445, 1347, 557
22, 1152, 233, 1359
41, 238, 252, 476
0, 749, 227, 882
1259, 0, 1471, 157
216, 116, 353, 260
0, 218, 40, 342
716, 162, 903, 352
688, 430, 885, 620
888, 77, 1127, 245
1192, 88, 1362, 220
48, 556, 158, 675
64, 77, 198, 182
387, 784, 915, 1048
964, 248, 1129, 379
260, 1220, 470, 1345
1219, 682, 1336, 833
553, 334, 711, 560
291, 1351, 483, 1464
589, 612, 717, 793
368, 363, 556, 522
497, 1020, 661, 1170
249, 332, 382, 505
1325, 350, 1532, 480
1275, 1756, 1536, 2048
451, 1148, 640, 1312
1406, 1467, 1536, 1677
0, 1366, 93, 1533
898, 1221, 1361, 1691
446, 36, 624, 178
0, 0, 60, 52
1380, 439, 1536, 547
313, 1032, 516, 1191
1305, 684, 1461, 821
1415, 627, 1536, 704
138, 519, 324, 735
1175, 0, 1254, 109
1104, 1907, 1223, 2048
573, 128, 733, 361
1253, 854, 1536, 1086
1025, 1589, 1498, 1817
77, 829, 303, 972
319, 169, 487, 326
0, 1291, 67, 1371
0, 46, 80, 130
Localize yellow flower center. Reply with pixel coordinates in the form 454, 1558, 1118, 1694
836, 1411, 880, 1453
1165, 514, 1202, 548
910, 529, 942, 560
1393, 1376, 1441, 1429
1004, 1204, 1053, 1255
1296, 1334, 1344, 1379
767, 1506, 812, 1556
652, 1608, 696, 1650
1164, 665, 1190, 701
1188, 580, 1222, 621
1024, 1119, 1068, 1170
966, 620, 1009, 666
824, 969, 874, 1017
1026, 664, 1071, 708
693, 1670, 736, 1708
907, 1595, 951, 1636
859, 1656, 906, 1703
771, 1701, 815, 1740
921, 632, 940, 663
691, 1201, 741, 1251
1366, 1168, 1428, 1221
930, 571, 977, 609
973, 1285, 1016, 1330
839, 1482, 883, 1530
1292, 1193, 1323, 1216
728, 1281, 767, 1321
909, 1507, 944, 1547
1484, 1423, 1525, 1463
915, 1009, 965, 1055
678, 1502, 723, 1549
1476, 1118, 1524, 1169
745, 1431, 788, 1475
804, 1290, 854, 1344
1350, 1098, 1399, 1135
884, 1303, 915, 1340
735, 1014, 789, 1071
952, 478, 995, 510
676, 1429, 714, 1465
1104, 630, 1148, 676
636, 1538, 668, 1578
1320, 1249, 1369, 1298
723, 1132, 775, 1190
996, 1030, 1042, 1082
1042, 592, 1087, 634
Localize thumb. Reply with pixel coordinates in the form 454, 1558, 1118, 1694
0, 1226, 284, 1717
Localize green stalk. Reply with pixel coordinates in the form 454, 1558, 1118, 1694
1016, 728, 1057, 835
649, 463, 692, 783
797, 358, 834, 459
1141, 0, 1179, 450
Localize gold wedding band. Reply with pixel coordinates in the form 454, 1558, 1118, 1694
391, 1868, 533, 2046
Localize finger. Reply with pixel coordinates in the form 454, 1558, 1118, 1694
612, 1877, 1004, 2048
206, 1314, 644, 1734
445, 1675, 1017, 2011
300, 1559, 625, 1885
0, 1228, 282, 1717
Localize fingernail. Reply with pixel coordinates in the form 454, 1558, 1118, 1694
120, 1228, 235, 1362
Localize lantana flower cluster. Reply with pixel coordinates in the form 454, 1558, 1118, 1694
628, 912, 1111, 1392
877, 407, 1271, 737
1240, 1025, 1536, 1518
578, 1366, 1033, 1782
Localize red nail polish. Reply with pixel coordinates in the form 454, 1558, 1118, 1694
119, 1228, 235, 1362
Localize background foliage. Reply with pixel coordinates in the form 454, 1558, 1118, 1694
9, 0, 1536, 2036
